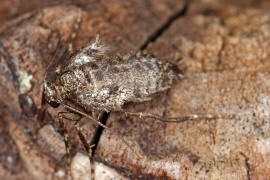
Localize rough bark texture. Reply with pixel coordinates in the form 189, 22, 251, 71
1, 0, 270, 180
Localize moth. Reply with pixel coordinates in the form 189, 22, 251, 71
43, 36, 231, 179
44, 36, 216, 123
44, 36, 180, 116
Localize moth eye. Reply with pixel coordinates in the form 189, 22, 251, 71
49, 101, 59, 108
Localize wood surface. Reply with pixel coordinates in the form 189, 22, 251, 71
1, 0, 270, 179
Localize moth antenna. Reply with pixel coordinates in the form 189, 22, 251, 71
119, 110, 238, 123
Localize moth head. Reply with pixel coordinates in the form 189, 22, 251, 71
44, 60, 63, 108
43, 82, 60, 108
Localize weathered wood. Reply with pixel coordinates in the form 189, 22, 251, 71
3, 0, 270, 179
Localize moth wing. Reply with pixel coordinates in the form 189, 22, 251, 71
61, 35, 123, 71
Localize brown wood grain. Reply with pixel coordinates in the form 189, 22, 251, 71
1, 0, 270, 179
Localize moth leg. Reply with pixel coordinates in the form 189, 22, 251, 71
74, 118, 95, 179
58, 112, 95, 156
61, 104, 143, 159
58, 112, 74, 180
119, 110, 236, 123
58, 112, 94, 179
